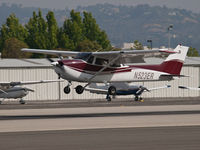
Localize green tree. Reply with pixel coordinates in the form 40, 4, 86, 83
83, 11, 99, 41
58, 28, 74, 50
187, 47, 199, 57
63, 10, 84, 49
0, 13, 27, 51
76, 39, 102, 52
133, 40, 144, 50
97, 31, 111, 50
46, 11, 58, 49
1, 38, 31, 58
82, 11, 111, 50
25, 10, 48, 49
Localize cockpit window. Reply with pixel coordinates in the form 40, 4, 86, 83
95, 58, 109, 66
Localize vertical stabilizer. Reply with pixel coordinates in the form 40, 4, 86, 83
160, 45, 189, 75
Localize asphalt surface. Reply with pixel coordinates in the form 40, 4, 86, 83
0, 97, 200, 109
1, 126, 200, 150
1, 98, 200, 150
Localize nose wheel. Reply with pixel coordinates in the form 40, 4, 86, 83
64, 86, 71, 94
63, 81, 72, 94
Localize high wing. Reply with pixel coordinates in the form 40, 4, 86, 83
0, 80, 63, 87
21, 48, 175, 58
178, 86, 200, 91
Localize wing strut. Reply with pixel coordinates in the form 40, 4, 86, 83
83, 54, 122, 88
0, 89, 8, 94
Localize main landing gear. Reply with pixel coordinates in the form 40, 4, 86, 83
106, 86, 117, 102
75, 85, 84, 94
63, 84, 85, 95
19, 99, 26, 104
134, 96, 144, 102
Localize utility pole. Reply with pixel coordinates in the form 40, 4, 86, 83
147, 40, 152, 49
167, 24, 173, 49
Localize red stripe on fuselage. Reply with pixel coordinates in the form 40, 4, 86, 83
129, 60, 183, 75
60, 59, 183, 75
60, 59, 132, 74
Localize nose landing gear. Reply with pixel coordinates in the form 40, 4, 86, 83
64, 86, 71, 94
63, 81, 72, 94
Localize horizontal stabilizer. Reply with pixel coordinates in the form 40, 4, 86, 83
178, 86, 200, 91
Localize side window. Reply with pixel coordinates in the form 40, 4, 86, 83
95, 58, 108, 66
87, 56, 94, 64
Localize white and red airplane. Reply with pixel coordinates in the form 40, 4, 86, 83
22, 44, 189, 100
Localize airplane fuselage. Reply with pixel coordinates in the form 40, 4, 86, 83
53, 59, 171, 83
0, 87, 28, 99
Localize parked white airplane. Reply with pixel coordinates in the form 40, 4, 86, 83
85, 83, 171, 101
0, 80, 62, 104
22, 44, 189, 100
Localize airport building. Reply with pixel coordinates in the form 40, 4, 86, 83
0, 57, 199, 101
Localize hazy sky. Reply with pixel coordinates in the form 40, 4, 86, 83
0, 0, 200, 13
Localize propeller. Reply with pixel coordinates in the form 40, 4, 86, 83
46, 58, 63, 79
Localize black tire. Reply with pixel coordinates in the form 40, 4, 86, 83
75, 85, 84, 94
107, 96, 111, 102
135, 96, 139, 101
64, 86, 71, 94
19, 100, 25, 104
108, 86, 116, 95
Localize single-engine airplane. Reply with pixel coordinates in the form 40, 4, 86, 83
22, 44, 189, 100
0, 80, 62, 104
85, 83, 171, 101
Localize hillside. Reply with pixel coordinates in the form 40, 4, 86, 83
1, 3, 200, 49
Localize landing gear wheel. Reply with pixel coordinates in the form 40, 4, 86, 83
108, 86, 116, 95
75, 85, 84, 94
106, 95, 111, 102
135, 96, 139, 101
64, 86, 71, 94
0, 101, 2, 104
19, 99, 25, 105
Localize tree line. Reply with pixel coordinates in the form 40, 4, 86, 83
0, 10, 111, 58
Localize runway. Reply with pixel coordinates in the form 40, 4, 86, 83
1, 100, 200, 149
1, 126, 200, 150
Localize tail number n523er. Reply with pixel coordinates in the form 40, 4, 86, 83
134, 72, 154, 80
